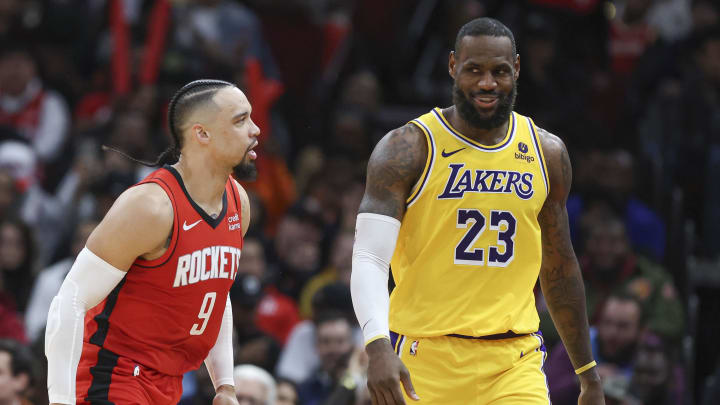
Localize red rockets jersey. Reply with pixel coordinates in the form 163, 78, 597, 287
82, 166, 243, 376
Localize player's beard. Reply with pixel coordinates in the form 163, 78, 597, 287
453, 79, 517, 130
232, 147, 257, 181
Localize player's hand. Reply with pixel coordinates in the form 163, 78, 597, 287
365, 339, 419, 404
578, 372, 605, 405
212, 384, 239, 405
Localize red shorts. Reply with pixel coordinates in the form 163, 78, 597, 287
76, 344, 183, 405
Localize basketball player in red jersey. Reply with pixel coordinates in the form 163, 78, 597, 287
45, 80, 259, 405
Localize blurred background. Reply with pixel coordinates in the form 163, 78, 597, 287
0, 0, 718, 404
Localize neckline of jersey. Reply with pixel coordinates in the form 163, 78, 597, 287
432, 108, 515, 151
164, 165, 228, 229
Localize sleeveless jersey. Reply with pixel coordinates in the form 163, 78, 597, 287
389, 108, 550, 337
82, 166, 243, 376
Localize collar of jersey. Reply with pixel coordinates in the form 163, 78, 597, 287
164, 165, 228, 229
432, 108, 516, 152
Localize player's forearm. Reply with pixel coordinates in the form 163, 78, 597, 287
205, 296, 234, 389
539, 261, 598, 380
46, 248, 126, 403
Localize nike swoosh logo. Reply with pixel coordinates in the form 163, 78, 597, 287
441, 147, 466, 158
183, 219, 202, 231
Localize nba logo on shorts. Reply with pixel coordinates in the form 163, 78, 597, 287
410, 341, 419, 356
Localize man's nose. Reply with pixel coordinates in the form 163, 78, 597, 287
477, 71, 497, 91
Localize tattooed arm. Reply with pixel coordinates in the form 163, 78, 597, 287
537, 128, 604, 404
358, 124, 428, 218
353, 124, 427, 405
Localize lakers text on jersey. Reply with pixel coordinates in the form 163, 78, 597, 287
389, 108, 550, 338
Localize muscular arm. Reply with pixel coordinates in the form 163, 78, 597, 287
358, 124, 428, 219
47, 184, 173, 405
353, 124, 427, 403
536, 129, 600, 384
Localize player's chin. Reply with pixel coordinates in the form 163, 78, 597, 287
232, 160, 257, 181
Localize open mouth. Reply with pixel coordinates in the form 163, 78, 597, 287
247, 141, 259, 160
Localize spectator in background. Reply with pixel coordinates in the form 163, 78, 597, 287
272, 206, 324, 299
546, 294, 645, 404
638, 24, 720, 258
0, 44, 69, 167
239, 237, 300, 345
233, 364, 277, 405
0, 219, 35, 313
297, 312, 356, 405
539, 215, 681, 347
627, 330, 686, 405
277, 282, 360, 384
231, 273, 282, 374
567, 149, 665, 260
0, 339, 34, 405
275, 377, 299, 405
299, 230, 354, 319
23, 219, 97, 343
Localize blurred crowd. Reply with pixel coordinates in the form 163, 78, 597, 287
0, 0, 718, 404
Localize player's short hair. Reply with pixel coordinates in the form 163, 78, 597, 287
454, 17, 517, 59
0, 339, 34, 379
233, 364, 277, 405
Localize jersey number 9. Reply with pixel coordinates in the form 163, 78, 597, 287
190, 292, 217, 335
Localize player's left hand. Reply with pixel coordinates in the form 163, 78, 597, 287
578, 378, 604, 405
212, 385, 239, 405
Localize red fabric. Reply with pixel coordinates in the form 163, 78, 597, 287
528, 0, 600, 15
322, 20, 350, 69
244, 57, 283, 138
110, 0, 131, 95
140, 0, 171, 85
255, 286, 300, 344
0, 89, 45, 138
79, 167, 244, 376
76, 344, 183, 404
609, 20, 654, 76
0, 294, 27, 344
74, 92, 112, 121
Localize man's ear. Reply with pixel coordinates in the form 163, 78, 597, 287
449, 51, 457, 80
192, 124, 211, 144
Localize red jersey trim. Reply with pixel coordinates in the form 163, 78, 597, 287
165, 165, 228, 229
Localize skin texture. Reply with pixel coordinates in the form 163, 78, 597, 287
357, 34, 603, 405
50, 86, 258, 405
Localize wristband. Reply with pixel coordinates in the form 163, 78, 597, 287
574, 360, 597, 375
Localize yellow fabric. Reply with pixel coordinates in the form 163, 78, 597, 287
574, 360, 597, 375
389, 108, 550, 337
298, 267, 337, 319
396, 332, 550, 404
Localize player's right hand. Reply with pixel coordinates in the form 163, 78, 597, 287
365, 339, 419, 404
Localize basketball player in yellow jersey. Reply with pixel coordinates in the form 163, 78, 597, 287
350, 18, 604, 405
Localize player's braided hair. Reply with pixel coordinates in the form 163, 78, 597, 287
103, 79, 235, 167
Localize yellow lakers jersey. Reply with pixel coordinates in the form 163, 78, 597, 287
389, 108, 550, 337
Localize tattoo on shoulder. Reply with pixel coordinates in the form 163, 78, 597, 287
359, 124, 427, 218
536, 127, 572, 191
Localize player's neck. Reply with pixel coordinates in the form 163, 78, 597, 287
173, 156, 229, 216
444, 106, 509, 146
